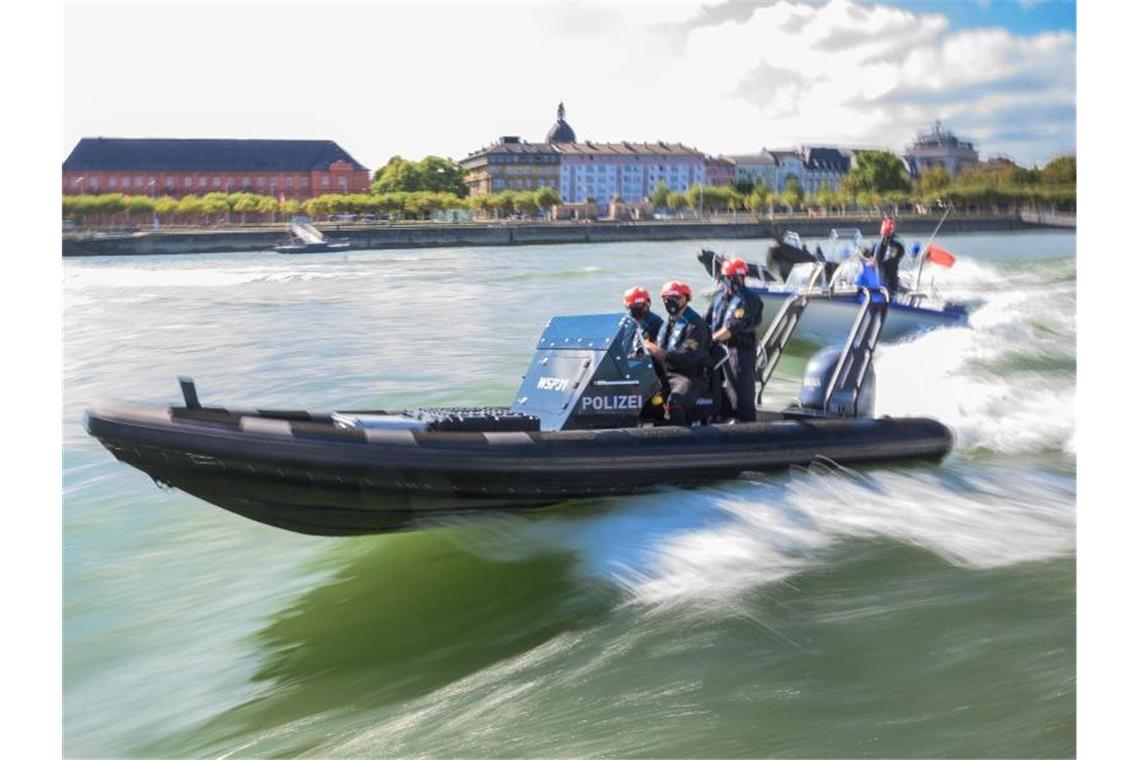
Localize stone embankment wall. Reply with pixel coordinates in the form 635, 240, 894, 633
62, 215, 1046, 257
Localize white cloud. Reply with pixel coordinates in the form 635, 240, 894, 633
62, 0, 1074, 168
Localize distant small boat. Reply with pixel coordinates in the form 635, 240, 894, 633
274, 216, 350, 254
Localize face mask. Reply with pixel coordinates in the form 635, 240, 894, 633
628, 304, 648, 320
663, 298, 683, 316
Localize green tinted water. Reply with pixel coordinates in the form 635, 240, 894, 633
64, 231, 1075, 757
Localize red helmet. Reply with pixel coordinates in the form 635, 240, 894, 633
880, 217, 896, 237
623, 286, 651, 307
660, 280, 692, 300
721, 257, 749, 277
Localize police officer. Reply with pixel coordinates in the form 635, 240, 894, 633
874, 216, 906, 295
643, 281, 711, 426
706, 256, 763, 422
623, 286, 664, 344
856, 246, 888, 304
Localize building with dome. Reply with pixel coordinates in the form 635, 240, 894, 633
460, 103, 707, 202
546, 102, 576, 144
458, 103, 573, 196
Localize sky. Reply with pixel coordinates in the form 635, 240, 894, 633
62, 0, 1076, 170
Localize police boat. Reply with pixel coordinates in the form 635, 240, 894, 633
86, 290, 953, 536
699, 240, 968, 345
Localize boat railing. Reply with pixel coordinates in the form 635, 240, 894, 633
755, 292, 811, 407
822, 287, 889, 416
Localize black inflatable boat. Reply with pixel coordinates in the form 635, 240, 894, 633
87, 291, 953, 536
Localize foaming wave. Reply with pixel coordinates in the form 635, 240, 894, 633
876, 328, 1075, 455
876, 256, 1075, 455
604, 462, 1073, 609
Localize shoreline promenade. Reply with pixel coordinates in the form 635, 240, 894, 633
61, 213, 1071, 257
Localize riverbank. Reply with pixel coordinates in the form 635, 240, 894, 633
61, 213, 1060, 257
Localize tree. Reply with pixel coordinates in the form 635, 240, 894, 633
201, 192, 233, 223
666, 191, 687, 213
176, 195, 205, 224
913, 164, 951, 205
842, 150, 911, 202
123, 194, 154, 225
372, 155, 467, 196
232, 193, 259, 223
744, 189, 765, 215
417, 156, 467, 196
535, 186, 560, 217
1041, 155, 1076, 185
514, 191, 540, 217
202, 194, 231, 224
470, 194, 495, 219
154, 196, 179, 226
685, 184, 704, 213
96, 194, 126, 226
650, 180, 670, 208
780, 177, 804, 211
493, 190, 517, 217
816, 184, 835, 214
733, 177, 756, 195
255, 195, 279, 221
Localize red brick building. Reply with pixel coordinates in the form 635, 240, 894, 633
62, 138, 371, 199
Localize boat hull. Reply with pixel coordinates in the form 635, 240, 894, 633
87, 402, 954, 536
756, 291, 967, 344
273, 240, 351, 254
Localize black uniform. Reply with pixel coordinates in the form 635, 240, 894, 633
634, 310, 664, 344
875, 236, 906, 295
654, 305, 711, 426
706, 286, 763, 422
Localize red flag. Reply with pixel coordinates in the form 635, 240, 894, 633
927, 244, 956, 267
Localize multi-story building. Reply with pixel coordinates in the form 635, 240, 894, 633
461, 104, 707, 203
800, 147, 852, 194
903, 121, 979, 177
558, 141, 706, 203
459, 103, 573, 196
62, 138, 371, 199
458, 137, 561, 196
731, 146, 852, 193
703, 155, 736, 186
730, 150, 779, 191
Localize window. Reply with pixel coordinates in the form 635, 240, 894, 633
285, 177, 294, 188
257, 177, 265, 187
184, 177, 193, 188
320, 176, 329, 186
198, 176, 207, 187
300, 178, 308, 187
242, 177, 251, 187
122, 176, 130, 186
89, 178, 98, 190
108, 177, 118, 188
212, 177, 221, 187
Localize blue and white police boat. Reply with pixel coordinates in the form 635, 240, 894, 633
86, 291, 953, 536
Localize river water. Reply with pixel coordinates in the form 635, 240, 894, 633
63, 231, 1076, 758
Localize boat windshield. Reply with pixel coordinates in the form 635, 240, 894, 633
825, 228, 863, 263
829, 257, 864, 290
781, 230, 803, 249
784, 262, 827, 292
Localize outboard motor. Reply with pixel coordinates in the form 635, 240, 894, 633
799, 345, 876, 417
512, 314, 662, 431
